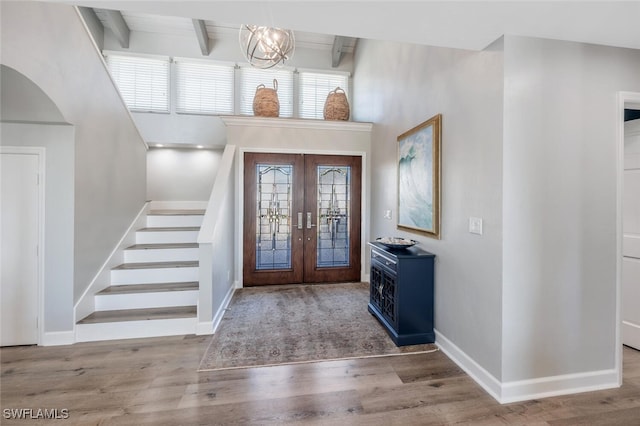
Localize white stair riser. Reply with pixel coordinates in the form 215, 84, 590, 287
124, 247, 199, 263
136, 230, 199, 244
147, 215, 204, 228
111, 266, 199, 285
75, 317, 197, 343
95, 290, 198, 311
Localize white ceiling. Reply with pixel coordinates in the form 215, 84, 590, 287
60, 1, 640, 52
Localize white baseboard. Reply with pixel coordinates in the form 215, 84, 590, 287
434, 329, 502, 402
210, 283, 236, 335
623, 320, 640, 350
501, 368, 619, 404
74, 202, 150, 323
149, 201, 208, 210
362, 273, 370, 283
196, 321, 214, 335
41, 330, 75, 346
435, 329, 621, 404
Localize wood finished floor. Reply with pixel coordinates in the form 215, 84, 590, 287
1, 337, 639, 425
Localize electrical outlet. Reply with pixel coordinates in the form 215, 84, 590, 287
469, 217, 483, 235
384, 210, 392, 220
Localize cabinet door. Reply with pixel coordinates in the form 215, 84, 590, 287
371, 261, 398, 328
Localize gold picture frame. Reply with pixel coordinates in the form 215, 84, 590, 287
397, 114, 441, 239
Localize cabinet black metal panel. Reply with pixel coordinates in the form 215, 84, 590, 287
368, 241, 435, 346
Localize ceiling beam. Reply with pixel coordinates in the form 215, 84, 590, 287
102, 9, 130, 48
331, 36, 346, 68
192, 19, 210, 56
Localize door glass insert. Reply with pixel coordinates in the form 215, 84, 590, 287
317, 166, 351, 268
256, 164, 292, 270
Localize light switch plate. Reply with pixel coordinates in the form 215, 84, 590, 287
384, 210, 392, 220
469, 217, 483, 235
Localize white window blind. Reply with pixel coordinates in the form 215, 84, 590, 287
105, 54, 169, 113
298, 71, 349, 119
175, 59, 234, 115
238, 67, 294, 117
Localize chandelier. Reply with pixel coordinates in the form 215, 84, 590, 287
239, 25, 295, 69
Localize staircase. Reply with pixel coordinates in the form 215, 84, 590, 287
76, 209, 204, 342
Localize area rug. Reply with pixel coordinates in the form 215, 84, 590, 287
198, 282, 437, 371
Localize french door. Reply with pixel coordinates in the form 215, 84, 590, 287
243, 153, 361, 286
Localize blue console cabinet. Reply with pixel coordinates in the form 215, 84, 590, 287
368, 241, 435, 346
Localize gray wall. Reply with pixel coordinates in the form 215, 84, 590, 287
1, 1, 147, 302
1, 65, 66, 123
147, 147, 222, 202
501, 36, 640, 382
352, 38, 505, 379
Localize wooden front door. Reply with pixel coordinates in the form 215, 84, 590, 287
243, 153, 361, 286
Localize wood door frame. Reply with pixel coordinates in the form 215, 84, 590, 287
237, 147, 368, 288
0, 146, 45, 346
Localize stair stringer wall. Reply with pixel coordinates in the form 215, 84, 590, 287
197, 144, 237, 335
74, 202, 150, 327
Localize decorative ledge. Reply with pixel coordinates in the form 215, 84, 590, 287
220, 116, 373, 132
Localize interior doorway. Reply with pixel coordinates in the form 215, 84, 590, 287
617, 92, 640, 385
243, 152, 362, 286
622, 104, 640, 351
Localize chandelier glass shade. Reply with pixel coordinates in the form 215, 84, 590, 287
239, 24, 295, 69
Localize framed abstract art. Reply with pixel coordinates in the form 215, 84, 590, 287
397, 114, 441, 239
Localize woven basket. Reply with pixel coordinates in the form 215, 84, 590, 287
253, 79, 280, 117
323, 87, 350, 121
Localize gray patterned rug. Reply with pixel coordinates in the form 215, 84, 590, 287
198, 282, 437, 371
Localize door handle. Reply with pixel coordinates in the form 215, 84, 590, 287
306, 212, 317, 229
296, 212, 303, 230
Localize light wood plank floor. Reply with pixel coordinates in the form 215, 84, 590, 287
1, 336, 639, 425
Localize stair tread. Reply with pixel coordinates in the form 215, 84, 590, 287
77, 306, 196, 324
126, 243, 199, 250
97, 282, 199, 295
149, 209, 205, 216
113, 261, 199, 270
138, 227, 200, 232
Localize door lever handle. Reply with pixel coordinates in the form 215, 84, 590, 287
296, 212, 303, 230
306, 212, 316, 229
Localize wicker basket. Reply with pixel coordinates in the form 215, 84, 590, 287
253, 79, 280, 117
323, 87, 350, 121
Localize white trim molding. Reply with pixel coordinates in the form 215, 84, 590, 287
434, 330, 502, 402
436, 329, 620, 404
500, 369, 619, 404
41, 330, 75, 346
616, 91, 640, 386
221, 116, 373, 132
211, 283, 236, 334
197, 282, 235, 335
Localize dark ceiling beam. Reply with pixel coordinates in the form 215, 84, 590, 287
331, 36, 346, 68
102, 9, 130, 48
192, 19, 210, 56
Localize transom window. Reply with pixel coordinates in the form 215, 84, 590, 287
105, 54, 170, 113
